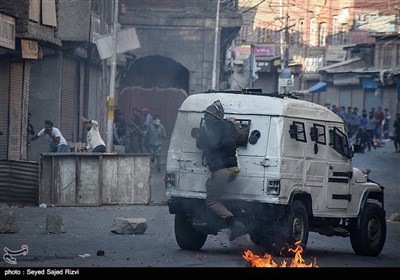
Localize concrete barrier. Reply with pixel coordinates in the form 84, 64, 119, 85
39, 153, 150, 206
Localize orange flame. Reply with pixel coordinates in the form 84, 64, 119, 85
243, 242, 318, 267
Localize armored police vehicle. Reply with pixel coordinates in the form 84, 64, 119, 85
165, 90, 386, 256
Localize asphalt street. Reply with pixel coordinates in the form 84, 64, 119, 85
0, 139, 399, 269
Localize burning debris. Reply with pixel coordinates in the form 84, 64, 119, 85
243, 242, 318, 267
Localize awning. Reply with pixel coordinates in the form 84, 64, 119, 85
308, 81, 327, 93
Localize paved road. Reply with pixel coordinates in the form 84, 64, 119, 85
0, 139, 399, 270
1, 204, 399, 269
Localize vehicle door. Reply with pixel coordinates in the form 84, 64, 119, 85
304, 121, 329, 213
326, 125, 353, 210
172, 111, 210, 194
221, 115, 270, 198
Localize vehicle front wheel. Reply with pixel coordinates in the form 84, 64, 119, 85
350, 203, 386, 256
174, 214, 207, 251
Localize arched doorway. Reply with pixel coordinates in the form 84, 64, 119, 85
119, 87, 187, 138
118, 56, 189, 154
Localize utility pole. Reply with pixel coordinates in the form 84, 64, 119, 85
100, 0, 109, 143
279, 0, 284, 74
284, 12, 290, 69
106, 0, 119, 152
278, 0, 291, 94
249, 44, 254, 88
211, 0, 221, 90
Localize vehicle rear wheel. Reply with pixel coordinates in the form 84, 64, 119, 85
174, 214, 207, 251
250, 231, 279, 255
275, 200, 309, 255
350, 203, 386, 256
249, 232, 262, 245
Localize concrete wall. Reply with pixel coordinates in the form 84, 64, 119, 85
57, 0, 91, 41
0, 0, 29, 33
0, 0, 58, 43
119, 0, 241, 94
39, 153, 151, 206
132, 25, 216, 94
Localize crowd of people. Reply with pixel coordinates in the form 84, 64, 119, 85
26, 107, 167, 167
325, 104, 400, 153
114, 107, 167, 171
23, 103, 400, 160
28, 117, 108, 154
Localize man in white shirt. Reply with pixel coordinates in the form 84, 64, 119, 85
28, 120, 68, 152
81, 117, 106, 153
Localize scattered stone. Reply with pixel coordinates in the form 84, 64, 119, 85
0, 203, 18, 233
96, 250, 105, 256
388, 213, 400, 223
111, 217, 148, 234
46, 215, 66, 234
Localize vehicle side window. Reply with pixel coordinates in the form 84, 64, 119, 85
329, 127, 353, 158
289, 121, 307, 142
234, 119, 251, 147
310, 124, 326, 145
198, 118, 251, 147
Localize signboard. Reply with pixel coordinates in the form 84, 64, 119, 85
0, 13, 15, 50
279, 77, 293, 87
304, 57, 324, 72
21, 39, 38, 59
254, 45, 275, 57
279, 68, 293, 88
95, 27, 141, 60
42, 0, 57, 27
233, 45, 251, 64
333, 76, 360, 86
256, 61, 271, 72
90, 14, 101, 43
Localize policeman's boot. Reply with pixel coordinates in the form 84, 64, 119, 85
225, 216, 247, 241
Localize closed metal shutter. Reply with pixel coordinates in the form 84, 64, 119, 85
61, 57, 78, 142
8, 62, 24, 161
364, 89, 382, 112
21, 62, 31, 160
0, 61, 10, 159
0, 160, 39, 205
87, 65, 105, 135
339, 87, 352, 107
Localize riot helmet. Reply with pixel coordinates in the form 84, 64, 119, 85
204, 100, 224, 121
